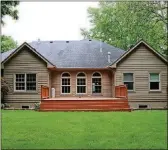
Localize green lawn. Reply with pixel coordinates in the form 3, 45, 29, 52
1, 110, 167, 149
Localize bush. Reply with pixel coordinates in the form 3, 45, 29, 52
34, 102, 41, 111
1, 103, 10, 109
1, 77, 10, 103
1, 104, 5, 109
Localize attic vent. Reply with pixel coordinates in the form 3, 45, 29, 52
89, 39, 92, 41
66, 41, 69, 43
50, 41, 53, 43
108, 52, 111, 63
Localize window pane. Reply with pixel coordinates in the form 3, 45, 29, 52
150, 82, 159, 90
62, 86, 70, 93
123, 73, 133, 81
27, 83, 36, 91
16, 74, 25, 82
77, 78, 85, 85
27, 74, 36, 82
62, 73, 70, 77
77, 73, 85, 77
15, 74, 25, 90
124, 82, 133, 90
16, 83, 25, 90
92, 78, 101, 85
77, 86, 86, 93
93, 72, 101, 77
92, 86, 101, 93
150, 73, 159, 81
62, 78, 70, 85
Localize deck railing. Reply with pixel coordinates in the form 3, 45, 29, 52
41, 85, 49, 99
115, 85, 128, 99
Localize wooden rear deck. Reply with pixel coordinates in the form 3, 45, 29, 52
40, 85, 131, 112
40, 97, 131, 112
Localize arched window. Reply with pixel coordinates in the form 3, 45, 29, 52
77, 72, 86, 94
61, 72, 70, 94
92, 72, 101, 93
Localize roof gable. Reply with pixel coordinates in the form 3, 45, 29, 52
110, 40, 167, 68
1, 42, 55, 68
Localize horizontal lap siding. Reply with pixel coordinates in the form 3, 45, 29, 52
129, 101, 167, 109
115, 45, 167, 103
4, 47, 49, 103
51, 70, 112, 97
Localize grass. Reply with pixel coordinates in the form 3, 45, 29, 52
1, 110, 167, 149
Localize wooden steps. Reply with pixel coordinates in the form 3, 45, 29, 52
40, 99, 131, 112
39, 109, 131, 112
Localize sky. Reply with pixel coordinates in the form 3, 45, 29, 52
2, 2, 98, 44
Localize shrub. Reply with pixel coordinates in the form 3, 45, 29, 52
1, 104, 5, 109
1, 77, 10, 103
1, 103, 10, 109
34, 102, 41, 111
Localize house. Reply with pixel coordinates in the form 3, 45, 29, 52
1, 39, 167, 111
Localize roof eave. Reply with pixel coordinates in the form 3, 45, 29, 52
49, 67, 111, 71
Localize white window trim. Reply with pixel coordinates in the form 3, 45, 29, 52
14, 73, 26, 92
149, 73, 161, 91
76, 72, 87, 94
61, 72, 71, 94
123, 72, 135, 91
91, 72, 102, 94
14, 73, 37, 92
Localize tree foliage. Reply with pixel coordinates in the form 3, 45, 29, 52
1, 1, 20, 25
1, 35, 17, 53
81, 1, 167, 56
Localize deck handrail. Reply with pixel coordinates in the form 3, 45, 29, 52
115, 85, 128, 99
41, 85, 49, 100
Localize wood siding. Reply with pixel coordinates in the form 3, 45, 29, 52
51, 70, 113, 97
4, 47, 50, 107
115, 45, 167, 108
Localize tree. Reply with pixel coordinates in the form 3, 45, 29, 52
1, 35, 17, 53
81, 1, 167, 56
1, 1, 20, 25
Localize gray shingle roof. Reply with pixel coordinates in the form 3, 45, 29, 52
1, 39, 125, 68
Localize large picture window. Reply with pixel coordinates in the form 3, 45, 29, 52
123, 73, 134, 91
149, 73, 160, 90
92, 72, 101, 93
15, 73, 36, 91
77, 72, 86, 94
61, 72, 71, 94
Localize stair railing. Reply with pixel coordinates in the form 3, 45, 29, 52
41, 85, 49, 100
115, 85, 128, 99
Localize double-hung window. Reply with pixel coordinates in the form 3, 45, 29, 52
61, 73, 71, 94
15, 73, 36, 91
92, 72, 101, 93
123, 73, 134, 91
149, 73, 160, 91
77, 73, 86, 94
